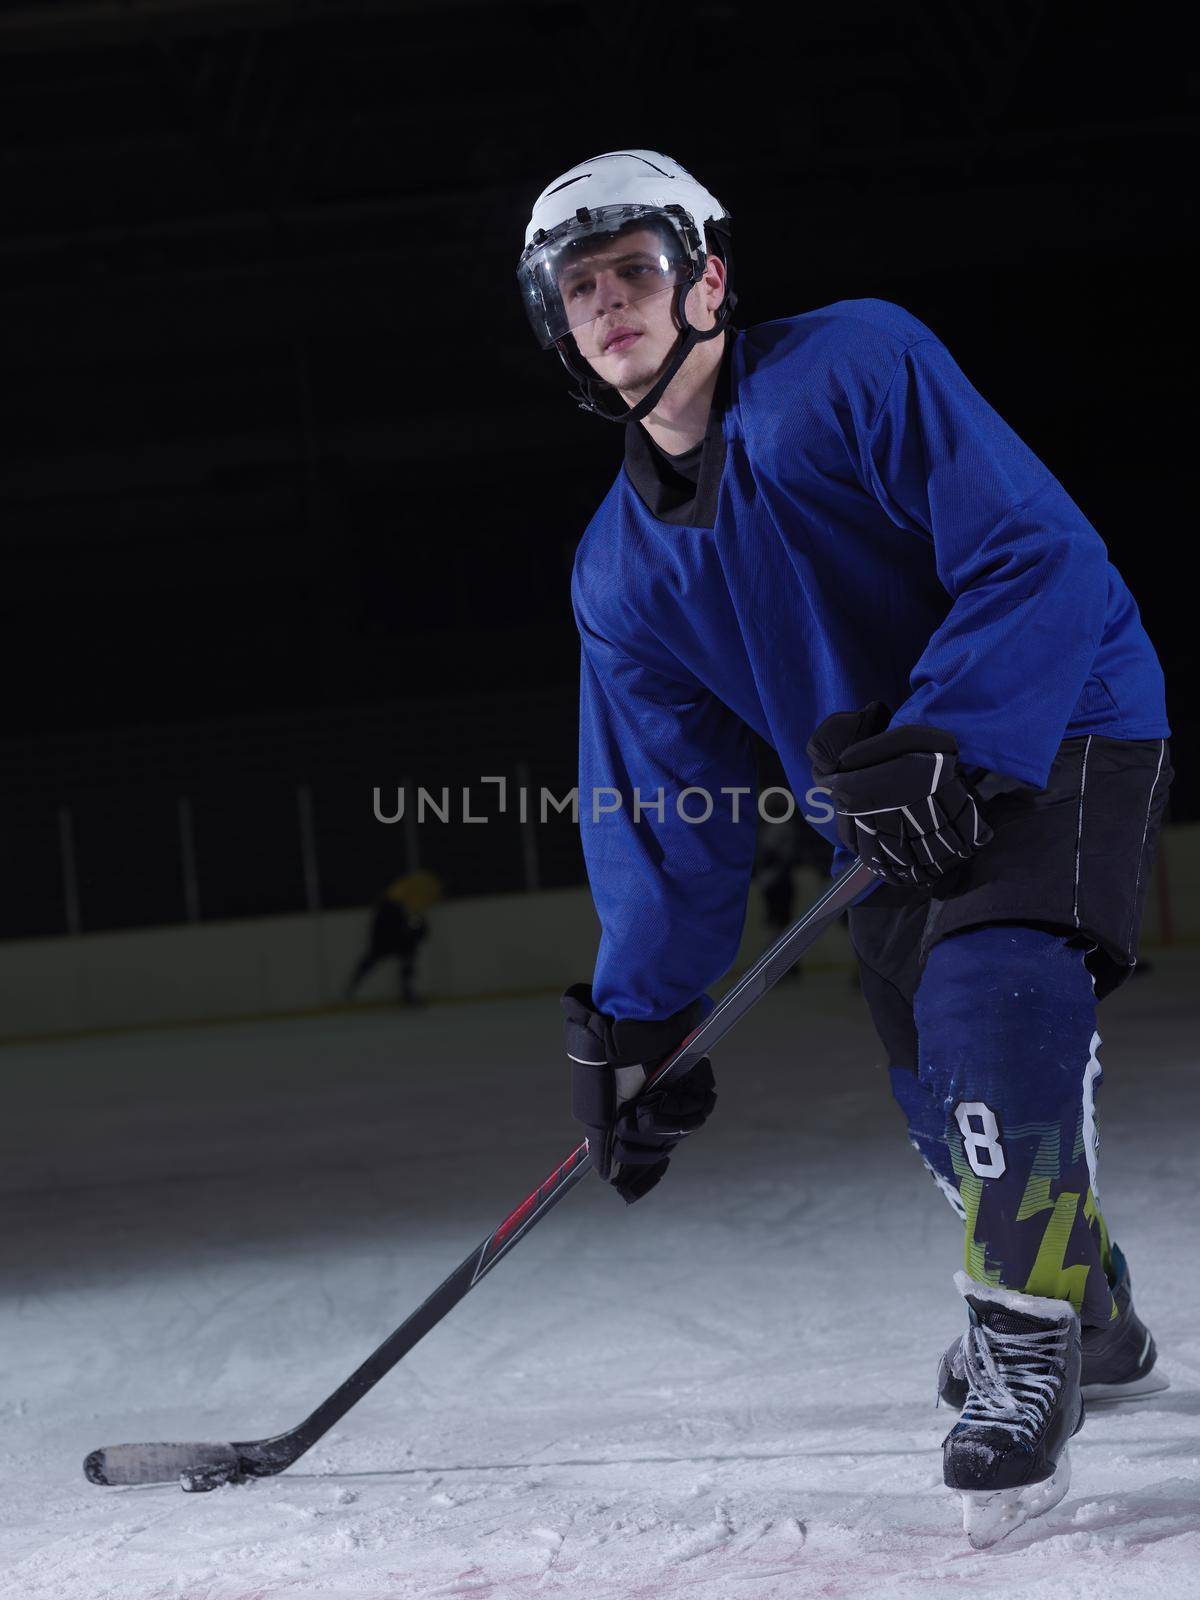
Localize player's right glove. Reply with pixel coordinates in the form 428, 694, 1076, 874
807, 702, 992, 887
560, 985, 716, 1205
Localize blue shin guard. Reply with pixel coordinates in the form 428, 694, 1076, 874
910, 924, 1115, 1328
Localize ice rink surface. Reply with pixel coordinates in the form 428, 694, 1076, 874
2, 952, 1197, 1599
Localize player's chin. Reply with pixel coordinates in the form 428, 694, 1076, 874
584, 351, 628, 385
590, 354, 664, 397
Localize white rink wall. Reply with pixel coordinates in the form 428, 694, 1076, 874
0, 884, 602, 1039
0, 826, 1192, 1041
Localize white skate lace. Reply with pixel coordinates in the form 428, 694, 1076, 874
958, 1321, 1066, 1445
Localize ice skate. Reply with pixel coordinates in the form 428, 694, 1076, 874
1077, 1244, 1168, 1402
942, 1273, 1084, 1548
938, 1242, 1166, 1410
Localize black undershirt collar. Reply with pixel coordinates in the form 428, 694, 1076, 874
622, 339, 733, 529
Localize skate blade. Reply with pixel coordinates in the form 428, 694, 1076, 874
1080, 1368, 1169, 1403
960, 1447, 1071, 1549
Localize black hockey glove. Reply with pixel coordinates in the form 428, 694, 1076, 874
807, 702, 992, 888
560, 984, 717, 1205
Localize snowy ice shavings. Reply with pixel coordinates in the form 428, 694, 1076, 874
661, 1505, 736, 1563
528, 1524, 565, 1547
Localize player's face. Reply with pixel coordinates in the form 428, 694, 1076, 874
560, 227, 720, 399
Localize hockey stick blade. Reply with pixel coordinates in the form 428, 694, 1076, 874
85, 1441, 242, 1490
85, 858, 876, 1489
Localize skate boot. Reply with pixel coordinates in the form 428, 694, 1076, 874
942, 1272, 1084, 1547
938, 1242, 1167, 1409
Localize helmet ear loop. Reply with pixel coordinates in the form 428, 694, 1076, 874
676, 251, 735, 343
661, 278, 695, 363
657, 266, 721, 377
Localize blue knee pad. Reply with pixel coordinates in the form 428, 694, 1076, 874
912, 923, 1112, 1314
889, 1063, 963, 1207
914, 924, 1098, 1132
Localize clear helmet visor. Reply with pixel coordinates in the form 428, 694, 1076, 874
517, 205, 703, 351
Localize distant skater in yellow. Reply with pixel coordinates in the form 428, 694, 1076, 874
346, 871, 443, 1006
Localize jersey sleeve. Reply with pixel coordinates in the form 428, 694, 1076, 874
575, 613, 759, 1022
862, 337, 1110, 786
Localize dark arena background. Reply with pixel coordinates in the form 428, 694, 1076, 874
1, 4, 1197, 1595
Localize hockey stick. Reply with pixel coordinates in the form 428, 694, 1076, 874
85, 857, 876, 1491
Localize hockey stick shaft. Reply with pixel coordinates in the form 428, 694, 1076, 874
86, 857, 875, 1487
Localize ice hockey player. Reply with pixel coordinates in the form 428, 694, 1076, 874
517, 150, 1171, 1546
345, 869, 442, 1006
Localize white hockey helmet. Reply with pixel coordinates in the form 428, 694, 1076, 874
517, 150, 735, 421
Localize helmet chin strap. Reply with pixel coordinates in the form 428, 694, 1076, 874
558, 280, 736, 424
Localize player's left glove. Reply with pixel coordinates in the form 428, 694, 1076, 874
560, 985, 716, 1205
807, 702, 992, 888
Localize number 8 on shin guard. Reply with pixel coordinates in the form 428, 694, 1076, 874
954, 1102, 1006, 1179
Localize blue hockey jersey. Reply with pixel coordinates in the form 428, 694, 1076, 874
571, 300, 1168, 1020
